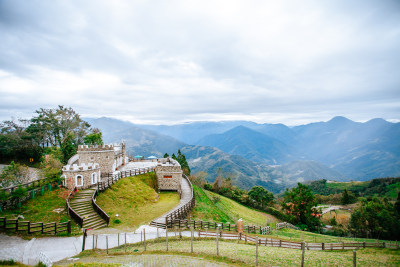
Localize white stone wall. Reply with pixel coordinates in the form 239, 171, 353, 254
155, 158, 182, 191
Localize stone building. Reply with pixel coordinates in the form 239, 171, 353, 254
62, 143, 128, 189
155, 157, 182, 193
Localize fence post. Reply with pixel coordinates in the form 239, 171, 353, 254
144, 228, 146, 251
301, 242, 305, 267
256, 236, 259, 266
41, 222, 44, 234
93, 234, 95, 250
54, 222, 57, 234
279, 239, 282, 247
106, 235, 108, 254
124, 233, 127, 253
216, 227, 219, 256
191, 227, 194, 253
353, 250, 356, 267
28, 221, 31, 234
67, 220, 71, 234
322, 242, 325, 250
166, 226, 169, 251
82, 229, 87, 251
118, 233, 120, 246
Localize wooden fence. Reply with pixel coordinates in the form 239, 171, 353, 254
163, 219, 270, 234
0, 217, 71, 234
92, 189, 110, 226
98, 167, 155, 192
1, 181, 62, 211
1, 176, 54, 194
198, 230, 400, 250
165, 175, 195, 228
66, 187, 83, 227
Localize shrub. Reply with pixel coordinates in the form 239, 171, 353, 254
114, 219, 121, 224
0, 190, 9, 201
11, 186, 28, 199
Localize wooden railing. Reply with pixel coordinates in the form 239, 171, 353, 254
198, 230, 399, 250
66, 187, 83, 228
91, 189, 110, 226
0, 217, 71, 234
162, 218, 269, 234
1, 176, 53, 194
163, 175, 195, 228
98, 167, 155, 191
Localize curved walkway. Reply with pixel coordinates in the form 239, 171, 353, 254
151, 176, 193, 225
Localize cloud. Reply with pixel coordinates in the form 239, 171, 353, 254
0, 0, 399, 125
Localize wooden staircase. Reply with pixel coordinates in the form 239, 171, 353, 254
69, 188, 108, 230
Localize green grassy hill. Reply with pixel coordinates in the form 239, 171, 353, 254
0, 188, 81, 235
96, 173, 180, 231
191, 185, 280, 226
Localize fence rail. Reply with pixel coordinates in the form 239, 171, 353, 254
0, 217, 71, 234
1, 176, 53, 194
164, 175, 195, 228
66, 187, 83, 227
164, 219, 269, 234
92, 189, 110, 226
198, 230, 399, 250
98, 167, 155, 192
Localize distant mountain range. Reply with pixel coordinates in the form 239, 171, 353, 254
85, 116, 400, 193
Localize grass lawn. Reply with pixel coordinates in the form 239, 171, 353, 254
59, 238, 400, 267
0, 187, 80, 236
96, 174, 180, 231
191, 185, 280, 226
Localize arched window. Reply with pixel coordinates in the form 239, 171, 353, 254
76, 175, 83, 187
91, 172, 97, 184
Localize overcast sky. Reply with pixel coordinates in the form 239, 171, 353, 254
0, 0, 399, 125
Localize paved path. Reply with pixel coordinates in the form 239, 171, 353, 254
0, 225, 193, 265
151, 176, 192, 225
56, 254, 231, 266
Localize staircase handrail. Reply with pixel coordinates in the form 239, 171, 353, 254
91, 189, 110, 226
66, 187, 83, 227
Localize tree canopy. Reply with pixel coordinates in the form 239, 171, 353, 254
281, 183, 321, 231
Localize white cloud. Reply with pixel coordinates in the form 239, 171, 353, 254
0, 0, 399, 125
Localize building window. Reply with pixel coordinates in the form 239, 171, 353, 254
76, 175, 83, 187
164, 175, 172, 178
90, 156, 94, 160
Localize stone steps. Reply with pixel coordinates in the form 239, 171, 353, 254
70, 188, 107, 230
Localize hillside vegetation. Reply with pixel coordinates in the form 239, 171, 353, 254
191, 185, 280, 226
0, 187, 80, 235
96, 173, 180, 230
307, 178, 400, 198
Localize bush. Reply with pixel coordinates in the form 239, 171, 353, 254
11, 186, 28, 199
0, 191, 9, 201
114, 219, 121, 224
